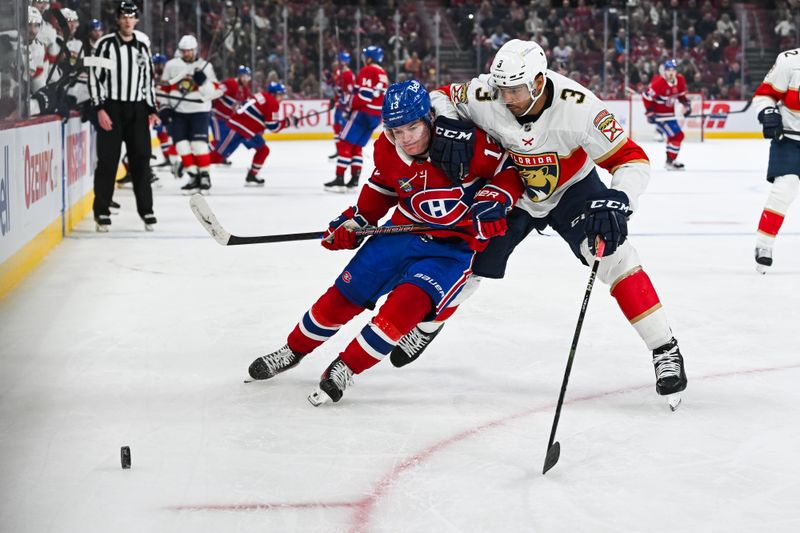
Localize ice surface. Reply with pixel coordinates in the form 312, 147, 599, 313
1, 139, 799, 533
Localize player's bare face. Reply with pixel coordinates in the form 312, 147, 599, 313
389, 119, 431, 157
239, 74, 252, 86
117, 15, 138, 38
180, 49, 195, 62
499, 85, 533, 117
665, 69, 677, 85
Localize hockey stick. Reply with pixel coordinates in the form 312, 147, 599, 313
686, 99, 753, 119
190, 194, 440, 245
542, 239, 606, 475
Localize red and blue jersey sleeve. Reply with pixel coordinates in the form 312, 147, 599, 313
351, 64, 389, 116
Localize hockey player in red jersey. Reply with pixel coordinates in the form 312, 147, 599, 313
213, 81, 297, 186
247, 80, 523, 405
328, 51, 356, 161
324, 45, 389, 192
210, 65, 252, 159
642, 59, 692, 170
752, 48, 800, 273
393, 40, 688, 407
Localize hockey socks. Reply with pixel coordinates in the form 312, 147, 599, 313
610, 268, 672, 350
757, 174, 799, 248
340, 284, 433, 373
287, 286, 363, 355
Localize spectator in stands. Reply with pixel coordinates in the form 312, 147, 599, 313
614, 28, 627, 56
403, 51, 422, 80
708, 76, 725, 100
489, 24, 510, 51
774, 13, 797, 49
552, 36, 573, 64
725, 61, 750, 90
725, 79, 742, 100
696, 11, 717, 39
524, 9, 545, 37
724, 37, 741, 65
703, 31, 725, 63
681, 27, 702, 50
716, 13, 737, 36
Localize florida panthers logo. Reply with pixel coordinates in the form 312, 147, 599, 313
510, 151, 560, 203
178, 78, 195, 94
407, 187, 470, 226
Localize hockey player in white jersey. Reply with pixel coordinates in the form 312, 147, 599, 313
159, 35, 223, 193
752, 48, 800, 273
394, 39, 687, 405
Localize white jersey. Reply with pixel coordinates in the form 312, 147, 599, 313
28, 39, 46, 92
753, 48, 800, 142
160, 57, 222, 114
430, 71, 651, 217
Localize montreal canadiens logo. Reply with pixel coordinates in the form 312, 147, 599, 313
341, 271, 352, 283
510, 151, 560, 203
408, 188, 469, 226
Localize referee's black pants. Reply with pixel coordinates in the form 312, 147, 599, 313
93, 100, 153, 218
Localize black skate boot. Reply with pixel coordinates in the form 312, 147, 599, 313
116, 173, 132, 187
94, 214, 111, 233
109, 200, 121, 213
141, 213, 157, 232
664, 159, 685, 171
324, 175, 346, 193
652, 337, 687, 396
245, 170, 265, 186
181, 172, 201, 194
248, 344, 305, 380
390, 324, 444, 368
198, 171, 211, 194
308, 357, 354, 406
345, 170, 360, 191
755, 247, 773, 274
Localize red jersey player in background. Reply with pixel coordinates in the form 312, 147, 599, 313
642, 59, 692, 170
324, 45, 389, 192
213, 81, 298, 186
210, 65, 252, 162
328, 51, 356, 160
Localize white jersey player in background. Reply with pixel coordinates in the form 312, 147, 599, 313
394, 39, 687, 406
752, 48, 800, 273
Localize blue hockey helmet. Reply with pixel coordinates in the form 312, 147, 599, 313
237, 65, 252, 76
382, 80, 431, 129
338, 51, 351, 64
663, 59, 678, 71
267, 81, 286, 94
362, 45, 384, 63
89, 18, 102, 30
152, 53, 167, 65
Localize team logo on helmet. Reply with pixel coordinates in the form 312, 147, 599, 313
510, 151, 561, 203
407, 187, 470, 226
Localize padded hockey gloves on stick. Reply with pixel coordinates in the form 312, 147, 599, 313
192, 69, 207, 86
758, 107, 783, 139
584, 189, 631, 256
322, 207, 370, 250
472, 185, 513, 239
430, 116, 476, 183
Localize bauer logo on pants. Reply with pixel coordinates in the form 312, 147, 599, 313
509, 151, 560, 203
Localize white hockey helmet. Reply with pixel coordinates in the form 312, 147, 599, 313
489, 39, 548, 108
178, 35, 198, 51
28, 5, 43, 25
61, 8, 79, 23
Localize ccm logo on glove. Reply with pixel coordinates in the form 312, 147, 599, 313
434, 127, 473, 141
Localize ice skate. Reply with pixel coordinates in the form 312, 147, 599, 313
390, 325, 444, 368
652, 338, 687, 409
664, 159, 685, 171
95, 214, 111, 232
181, 173, 201, 195
755, 247, 773, 274
324, 175, 347, 193
198, 171, 211, 195
248, 344, 305, 381
116, 173, 132, 188
345, 171, 360, 191
245, 171, 265, 187
308, 357, 354, 406
172, 161, 184, 178
109, 200, 121, 214
141, 213, 157, 232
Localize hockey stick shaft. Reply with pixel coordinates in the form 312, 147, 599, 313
542, 239, 605, 475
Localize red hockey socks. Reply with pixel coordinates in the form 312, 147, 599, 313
758, 208, 785, 239
611, 268, 672, 350
287, 286, 364, 355
250, 145, 270, 175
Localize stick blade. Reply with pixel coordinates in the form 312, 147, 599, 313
189, 194, 231, 245
542, 441, 561, 475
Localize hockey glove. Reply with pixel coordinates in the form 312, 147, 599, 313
430, 116, 476, 183
321, 207, 370, 251
158, 107, 174, 125
758, 107, 783, 139
192, 69, 207, 86
645, 110, 656, 124
472, 185, 513, 240
281, 115, 300, 129
584, 189, 631, 257
682, 103, 692, 118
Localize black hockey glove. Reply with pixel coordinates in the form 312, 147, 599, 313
758, 107, 783, 139
192, 69, 207, 86
430, 116, 476, 183
158, 107, 174, 125
584, 189, 631, 257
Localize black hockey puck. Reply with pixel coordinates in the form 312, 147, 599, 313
120, 446, 131, 469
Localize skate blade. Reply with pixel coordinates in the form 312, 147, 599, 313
144, 224, 155, 232
323, 186, 347, 194
199, 189, 211, 196
307, 388, 331, 407
95, 224, 109, 233
666, 393, 682, 411
756, 264, 770, 274
244, 182, 265, 187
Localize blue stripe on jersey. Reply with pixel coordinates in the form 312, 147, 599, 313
301, 311, 339, 339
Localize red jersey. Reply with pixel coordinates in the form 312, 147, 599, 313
642, 74, 689, 117
353, 129, 523, 249
212, 78, 252, 121
228, 91, 285, 139
351, 63, 389, 117
334, 67, 356, 111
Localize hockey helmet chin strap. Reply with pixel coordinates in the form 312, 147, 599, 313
520, 73, 546, 116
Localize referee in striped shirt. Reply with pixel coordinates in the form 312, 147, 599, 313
88, 0, 158, 231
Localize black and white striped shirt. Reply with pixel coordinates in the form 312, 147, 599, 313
88, 29, 156, 110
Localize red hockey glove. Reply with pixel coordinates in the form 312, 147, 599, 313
321, 207, 369, 250
472, 185, 513, 240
